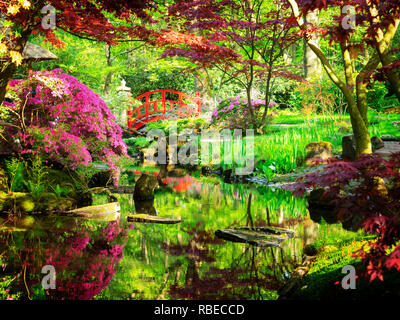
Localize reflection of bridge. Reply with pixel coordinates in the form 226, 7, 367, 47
127, 90, 202, 131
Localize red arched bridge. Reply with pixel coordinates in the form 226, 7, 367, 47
127, 90, 202, 131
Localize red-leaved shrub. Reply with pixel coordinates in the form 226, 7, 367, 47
285, 152, 400, 282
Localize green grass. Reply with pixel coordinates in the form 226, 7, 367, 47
246, 111, 400, 178
272, 109, 400, 126
122, 110, 399, 179
287, 234, 400, 300
253, 125, 341, 175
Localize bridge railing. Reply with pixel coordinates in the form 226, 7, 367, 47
127, 90, 201, 131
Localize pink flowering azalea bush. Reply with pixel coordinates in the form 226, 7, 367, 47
210, 96, 277, 129
2, 69, 127, 184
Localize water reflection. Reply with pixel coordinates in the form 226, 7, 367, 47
99, 174, 317, 300
1, 173, 325, 300
0, 216, 131, 300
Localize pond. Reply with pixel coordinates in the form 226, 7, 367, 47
0, 172, 352, 300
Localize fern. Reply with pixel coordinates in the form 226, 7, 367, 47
5, 158, 25, 192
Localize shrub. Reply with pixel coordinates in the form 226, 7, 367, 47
146, 117, 207, 135
1, 69, 127, 185
285, 153, 400, 282
210, 96, 277, 129
367, 82, 399, 113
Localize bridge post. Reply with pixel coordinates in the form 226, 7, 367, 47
178, 93, 184, 117
145, 93, 149, 118
195, 92, 202, 115
162, 90, 166, 114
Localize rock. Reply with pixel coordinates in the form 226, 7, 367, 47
222, 169, 250, 184
307, 189, 338, 224
371, 136, 385, 151
134, 199, 157, 215
305, 141, 333, 165
201, 166, 222, 176
381, 134, 398, 141
215, 226, 295, 247
374, 141, 400, 157
0, 192, 35, 213
222, 168, 233, 179
383, 107, 400, 114
168, 168, 187, 177
108, 186, 136, 194
82, 187, 117, 203
133, 173, 159, 201
76, 191, 93, 207
342, 135, 357, 161
393, 121, 400, 128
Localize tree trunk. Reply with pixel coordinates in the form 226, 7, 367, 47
368, 7, 400, 103
0, 63, 17, 103
283, 44, 297, 65
194, 68, 212, 113
348, 97, 372, 157
303, 10, 322, 80
103, 44, 113, 95
287, 0, 371, 157
0, 2, 43, 103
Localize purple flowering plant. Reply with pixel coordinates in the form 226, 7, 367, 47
211, 96, 277, 130
1, 69, 127, 185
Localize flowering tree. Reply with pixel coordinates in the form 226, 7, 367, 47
157, 0, 302, 131
1, 69, 127, 184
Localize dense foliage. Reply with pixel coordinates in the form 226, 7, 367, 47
285, 153, 400, 282
1, 69, 127, 184
211, 96, 277, 130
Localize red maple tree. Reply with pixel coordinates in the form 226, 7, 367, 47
285, 153, 400, 282
0, 0, 157, 102
155, 0, 303, 131
286, 0, 400, 156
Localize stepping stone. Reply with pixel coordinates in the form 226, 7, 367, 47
127, 214, 183, 224
215, 226, 295, 247
374, 141, 400, 157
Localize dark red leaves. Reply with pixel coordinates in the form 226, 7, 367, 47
285, 153, 400, 282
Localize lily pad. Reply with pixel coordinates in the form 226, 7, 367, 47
215, 226, 295, 247
127, 214, 183, 224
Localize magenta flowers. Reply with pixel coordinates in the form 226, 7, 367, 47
3, 69, 127, 184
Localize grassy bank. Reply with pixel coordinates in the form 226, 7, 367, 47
123, 110, 400, 180
286, 235, 400, 300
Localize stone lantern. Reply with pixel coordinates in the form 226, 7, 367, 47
22, 42, 58, 74
116, 79, 132, 126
